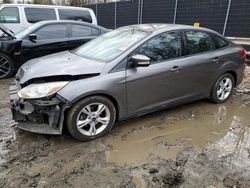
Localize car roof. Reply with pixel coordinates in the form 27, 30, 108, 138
34, 20, 107, 30
1, 4, 91, 10
118, 24, 220, 35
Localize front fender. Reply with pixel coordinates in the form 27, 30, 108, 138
57, 72, 127, 120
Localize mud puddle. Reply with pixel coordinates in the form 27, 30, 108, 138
104, 95, 250, 166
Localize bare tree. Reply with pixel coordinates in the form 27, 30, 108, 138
67, 0, 120, 6
3, 0, 13, 3
32, 0, 53, 4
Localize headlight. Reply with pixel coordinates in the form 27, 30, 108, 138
18, 81, 69, 99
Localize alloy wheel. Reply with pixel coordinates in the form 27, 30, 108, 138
76, 103, 111, 136
0, 55, 11, 78
217, 78, 233, 101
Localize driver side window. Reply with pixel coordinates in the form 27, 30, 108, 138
135, 32, 182, 63
35, 24, 67, 40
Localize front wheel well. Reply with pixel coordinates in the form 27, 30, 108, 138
66, 94, 120, 121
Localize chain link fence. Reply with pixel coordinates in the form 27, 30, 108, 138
83, 0, 250, 38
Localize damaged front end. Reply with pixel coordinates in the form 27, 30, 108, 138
9, 80, 70, 135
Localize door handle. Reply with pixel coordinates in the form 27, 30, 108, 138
171, 66, 181, 73
213, 57, 220, 63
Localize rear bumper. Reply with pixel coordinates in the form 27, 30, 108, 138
9, 81, 70, 135
236, 63, 245, 86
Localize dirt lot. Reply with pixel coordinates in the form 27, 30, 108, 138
0, 68, 250, 188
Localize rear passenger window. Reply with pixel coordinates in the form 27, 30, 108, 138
0, 7, 20, 23
136, 32, 182, 63
186, 31, 216, 55
25, 8, 56, 23
58, 9, 92, 23
35, 24, 67, 40
215, 36, 229, 49
72, 25, 99, 38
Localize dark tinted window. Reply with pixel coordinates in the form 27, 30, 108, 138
136, 32, 182, 63
35, 24, 67, 40
25, 8, 56, 23
72, 24, 99, 38
215, 36, 229, 48
0, 7, 20, 23
186, 31, 216, 55
58, 9, 92, 23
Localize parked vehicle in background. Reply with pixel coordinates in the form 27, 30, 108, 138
0, 4, 97, 33
9, 24, 246, 141
0, 20, 107, 79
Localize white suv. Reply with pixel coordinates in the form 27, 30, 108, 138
0, 4, 97, 33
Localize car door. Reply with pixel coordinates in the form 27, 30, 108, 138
21, 23, 69, 62
181, 30, 223, 96
67, 24, 99, 49
126, 31, 188, 114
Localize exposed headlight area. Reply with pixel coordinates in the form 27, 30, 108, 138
18, 81, 69, 99
9, 81, 70, 135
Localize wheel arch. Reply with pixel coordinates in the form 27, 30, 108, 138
209, 70, 238, 98
66, 93, 121, 122
226, 70, 237, 86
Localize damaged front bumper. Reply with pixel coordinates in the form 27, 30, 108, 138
9, 81, 70, 135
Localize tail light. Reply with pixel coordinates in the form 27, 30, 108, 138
239, 48, 247, 60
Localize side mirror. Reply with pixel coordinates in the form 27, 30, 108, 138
29, 34, 37, 41
130, 54, 151, 67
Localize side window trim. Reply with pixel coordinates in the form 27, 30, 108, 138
180, 31, 187, 56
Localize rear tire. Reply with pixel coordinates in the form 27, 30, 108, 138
210, 73, 235, 104
66, 96, 116, 141
0, 52, 14, 79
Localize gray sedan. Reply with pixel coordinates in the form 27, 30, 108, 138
10, 24, 245, 141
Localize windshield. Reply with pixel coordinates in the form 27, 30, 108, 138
72, 29, 149, 62
14, 23, 40, 39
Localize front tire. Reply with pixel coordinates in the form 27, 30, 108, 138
210, 73, 235, 104
66, 96, 116, 141
0, 52, 14, 79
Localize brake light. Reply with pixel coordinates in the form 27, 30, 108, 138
240, 48, 247, 60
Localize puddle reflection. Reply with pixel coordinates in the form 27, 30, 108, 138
104, 95, 250, 166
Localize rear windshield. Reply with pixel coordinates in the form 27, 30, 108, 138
25, 8, 57, 23
58, 9, 92, 23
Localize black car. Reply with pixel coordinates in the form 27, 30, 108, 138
0, 20, 107, 79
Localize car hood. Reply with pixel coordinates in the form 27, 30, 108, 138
19, 51, 106, 84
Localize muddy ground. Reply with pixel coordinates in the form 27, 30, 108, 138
0, 68, 250, 188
